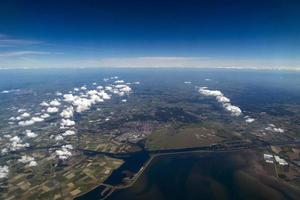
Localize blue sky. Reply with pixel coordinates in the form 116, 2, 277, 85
0, 0, 300, 69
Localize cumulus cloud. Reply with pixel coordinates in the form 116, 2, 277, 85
244, 116, 255, 123
63, 94, 76, 103
113, 84, 132, 96
18, 108, 26, 113
55, 144, 73, 160
49, 99, 61, 106
18, 155, 37, 167
60, 107, 74, 118
55, 135, 64, 141
47, 107, 59, 113
98, 90, 111, 99
199, 87, 223, 97
216, 96, 230, 103
19, 116, 45, 126
40, 113, 50, 119
0, 166, 9, 179
222, 104, 242, 116
115, 80, 124, 83
73, 97, 92, 112
19, 112, 30, 119
199, 87, 242, 116
80, 86, 87, 90
60, 119, 75, 128
9, 116, 16, 121
7, 136, 30, 151
31, 116, 44, 122
18, 120, 34, 126
184, 81, 192, 84
62, 130, 75, 136
25, 130, 38, 138
40, 101, 49, 107
56, 92, 62, 96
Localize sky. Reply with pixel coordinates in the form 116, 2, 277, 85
0, 0, 300, 69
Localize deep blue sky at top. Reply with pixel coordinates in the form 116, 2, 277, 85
0, 0, 300, 68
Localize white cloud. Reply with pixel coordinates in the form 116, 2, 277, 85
222, 104, 242, 117
199, 87, 242, 116
18, 120, 35, 126
8, 136, 30, 151
56, 92, 63, 96
9, 116, 16, 121
244, 116, 255, 123
55, 135, 64, 141
98, 90, 111, 99
18, 155, 37, 167
18, 108, 26, 113
216, 96, 230, 103
10, 136, 21, 143
55, 145, 73, 160
1, 148, 8, 155
0, 166, 9, 179
49, 99, 61, 106
40, 101, 49, 107
31, 116, 44, 122
60, 119, 75, 128
73, 97, 92, 113
47, 107, 59, 113
20, 112, 30, 118
63, 94, 76, 103
25, 130, 38, 138
199, 87, 223, 97
265, 124, 284, 133
18, 116, 44, 126
115, 80, 124, 83
60, 107, 74, 118
62, 130, 76, 136
184, 81, 192, 84
40, 113, 50, 119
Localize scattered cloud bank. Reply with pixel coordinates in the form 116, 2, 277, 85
4, 75, 136, 172
198, 87, 242, 116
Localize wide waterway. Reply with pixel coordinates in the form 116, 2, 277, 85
107, 151, 300, 200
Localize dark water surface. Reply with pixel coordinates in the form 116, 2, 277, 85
108, 152, 300, 200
